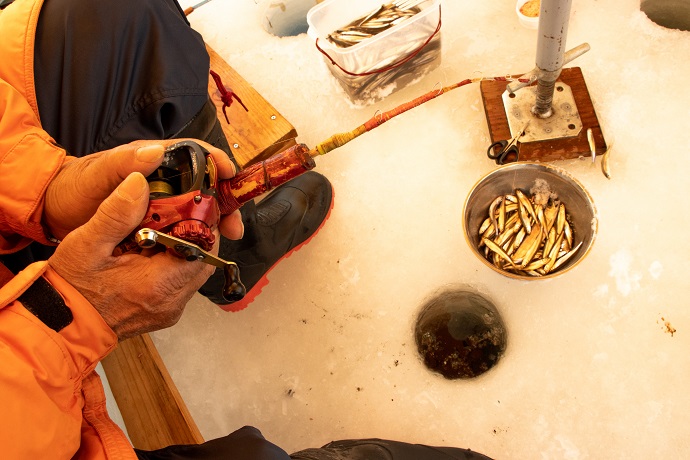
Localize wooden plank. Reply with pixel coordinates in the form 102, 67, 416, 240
101, 333, 204, 450
480, 67, 607, 163
207, 45, 297, 168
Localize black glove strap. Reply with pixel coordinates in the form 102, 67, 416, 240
18, 277, 73, 332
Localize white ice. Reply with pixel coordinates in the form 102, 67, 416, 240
149, 0, 690, 458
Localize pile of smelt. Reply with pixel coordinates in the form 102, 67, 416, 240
327, 2, 423, 48
477, 190, 582, 277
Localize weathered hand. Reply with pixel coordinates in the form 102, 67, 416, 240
43, 141, 164, 241
43, 139, 244, 241
48, 172, 217, 340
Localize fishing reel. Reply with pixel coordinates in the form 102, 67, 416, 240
117, 140, 246, 302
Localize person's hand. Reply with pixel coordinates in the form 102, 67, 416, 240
48, 172, 218, 340
43, 139, 244, 241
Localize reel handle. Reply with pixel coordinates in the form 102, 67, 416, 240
223, 264, 246, 302
135, 229, 247, 302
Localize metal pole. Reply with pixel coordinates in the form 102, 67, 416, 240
533, 0, 573, 118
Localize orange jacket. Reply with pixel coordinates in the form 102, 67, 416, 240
0, 1, 135, 458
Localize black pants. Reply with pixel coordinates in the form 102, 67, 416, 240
134, 426, 492, 460
35, 0, 209, 155
31, 2, 492, 459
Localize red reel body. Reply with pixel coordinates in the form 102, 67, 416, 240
140, 140, 220, 251
116, 140, 220, 257
142, 191, 219, 250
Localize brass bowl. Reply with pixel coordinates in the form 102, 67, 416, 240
463, 162, 597, 280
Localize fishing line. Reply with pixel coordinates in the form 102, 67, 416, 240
158, 74, 532, 183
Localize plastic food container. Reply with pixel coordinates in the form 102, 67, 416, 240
307, 0, 442, 104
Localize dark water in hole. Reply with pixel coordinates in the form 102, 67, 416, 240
641, 0, 690, 31
415, 289, 507, 379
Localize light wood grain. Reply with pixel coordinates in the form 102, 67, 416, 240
207, 45, 297, 168
101, 334, 204, 450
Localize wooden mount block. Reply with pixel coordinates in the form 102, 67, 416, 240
480, 67, 607, 163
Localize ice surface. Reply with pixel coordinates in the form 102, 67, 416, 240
153, 0, 690, 457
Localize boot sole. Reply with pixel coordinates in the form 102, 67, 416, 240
219, 183, 335, 312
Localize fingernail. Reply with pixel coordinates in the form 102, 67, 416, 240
136, 144, 164, 163
117, 173, 147, 202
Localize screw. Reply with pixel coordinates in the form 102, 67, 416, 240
270, 115, 277, 120
233, 143, 239, 149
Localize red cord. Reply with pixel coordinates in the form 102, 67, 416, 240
209, 69, 248, 124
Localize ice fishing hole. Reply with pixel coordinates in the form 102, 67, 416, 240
414, 289, 507, 379
260, 0, 316, 37
641, 0, 690, 31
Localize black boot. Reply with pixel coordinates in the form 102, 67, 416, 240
177, 99, 334, 311
290, 439, 494, 460
201, 171, 332, 311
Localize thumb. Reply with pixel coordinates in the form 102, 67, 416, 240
97, 143, 165, 192
74, 143, 164, 203
117, 143, 166, 177
74, 172, 150, 256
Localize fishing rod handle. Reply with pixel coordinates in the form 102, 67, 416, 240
216, 143, 316, 215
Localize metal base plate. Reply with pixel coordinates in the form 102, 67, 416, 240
480, 67, 607, 163
502, 82, 582, 143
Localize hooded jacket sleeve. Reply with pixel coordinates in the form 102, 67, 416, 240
0, 78, 66, 253
0, 91, 136, 456
0, 0, 68, 253
0, 2, 135, 458
0, 261, 134, 459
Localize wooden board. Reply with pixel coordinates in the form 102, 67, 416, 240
480, 67, 607, 163
207, 45, 297, 168
101, 334, 204, 450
